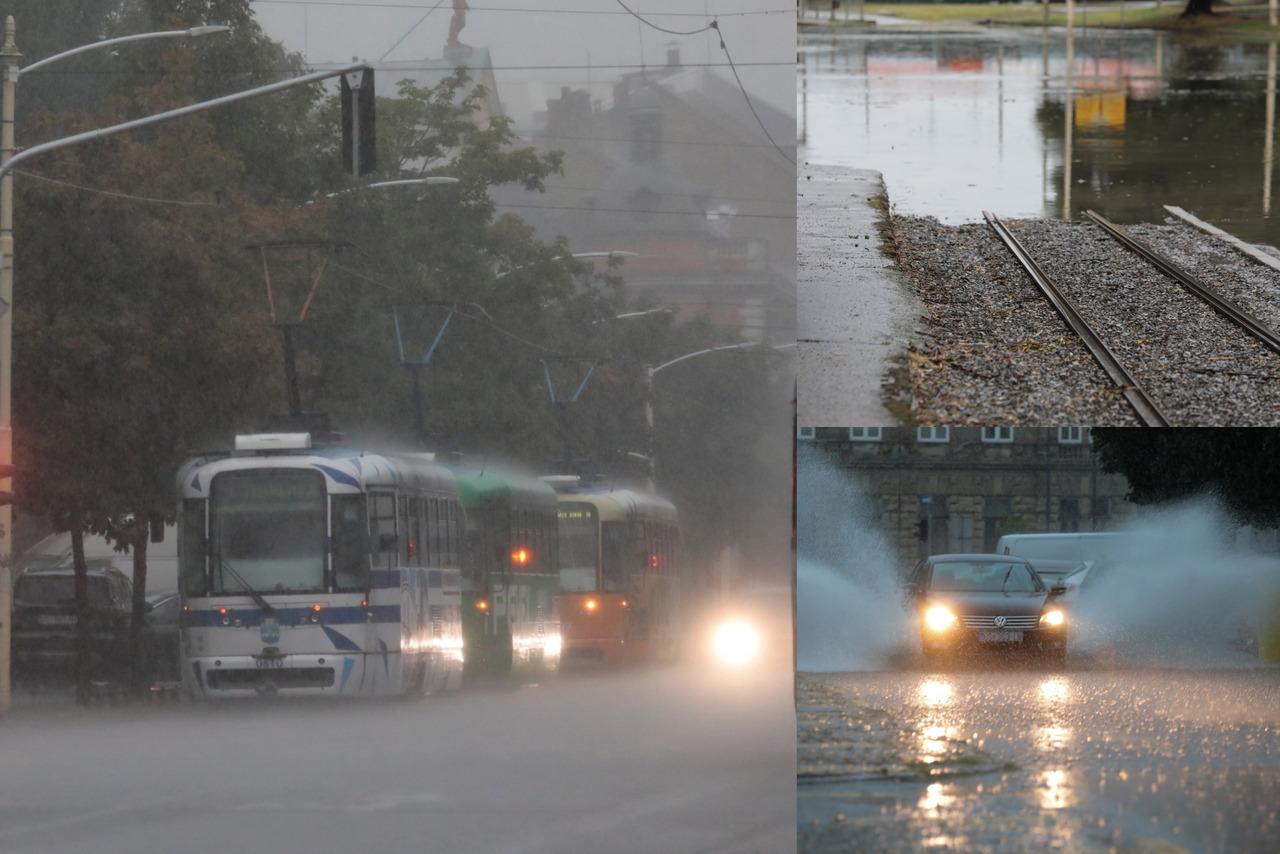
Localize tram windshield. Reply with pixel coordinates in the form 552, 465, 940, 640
210, 469, 327, 593
557, 503, 599, 591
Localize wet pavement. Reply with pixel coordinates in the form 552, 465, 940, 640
798, 661, 1280, 853
797, 164, 925, 427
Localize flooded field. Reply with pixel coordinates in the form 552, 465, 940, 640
799, 23, 1280, 245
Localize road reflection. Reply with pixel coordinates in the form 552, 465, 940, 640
918, 677, 953, 706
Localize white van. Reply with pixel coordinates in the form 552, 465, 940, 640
995, 532, 1129, 583
16, 525, 178, 593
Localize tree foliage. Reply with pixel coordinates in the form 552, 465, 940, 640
1091, 428, 1280, 528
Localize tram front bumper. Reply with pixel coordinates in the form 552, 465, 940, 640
192, 653, 342, 696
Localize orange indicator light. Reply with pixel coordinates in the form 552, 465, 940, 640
585, 599, 598, 612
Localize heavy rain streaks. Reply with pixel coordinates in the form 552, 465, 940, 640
798, 472, 1280, 852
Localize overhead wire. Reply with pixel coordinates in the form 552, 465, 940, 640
13, 169, 222, 206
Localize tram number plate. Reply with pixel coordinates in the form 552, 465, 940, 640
254, 657, 285, 669
978, 631, 1022, 643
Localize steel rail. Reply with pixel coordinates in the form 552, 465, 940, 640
1084, 209, 1280, 357
982, 211, 1171, 427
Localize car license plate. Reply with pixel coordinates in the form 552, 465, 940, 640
38, 615, 77, 626
978, 630, 1022, 643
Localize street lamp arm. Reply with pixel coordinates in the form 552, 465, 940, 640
324, 177, 458, 198
20, 26, 231, 76
648, 343, 756, 377
0, 62, 367, 184
494, 251, 637, 280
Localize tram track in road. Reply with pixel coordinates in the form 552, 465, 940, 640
910, 209, 1280, 425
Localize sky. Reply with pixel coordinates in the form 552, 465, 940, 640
249, 0, 795, 127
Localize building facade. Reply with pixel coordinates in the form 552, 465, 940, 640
801, 426, 1136, 565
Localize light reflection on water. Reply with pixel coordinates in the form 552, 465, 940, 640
919, 677, 954, 706
800, 27, 1280, 243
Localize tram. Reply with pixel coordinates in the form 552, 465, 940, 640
550, 481, 682, 666
455, 469, 562, 682
175, 433, 464, 698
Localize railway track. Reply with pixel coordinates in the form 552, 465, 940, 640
981, 210, 1280, 426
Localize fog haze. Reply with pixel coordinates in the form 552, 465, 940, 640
250, 0, 794, 127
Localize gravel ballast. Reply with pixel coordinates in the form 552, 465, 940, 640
893, 214, 1280, 426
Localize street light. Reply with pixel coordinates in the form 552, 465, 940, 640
494, 250, 637, 280
0, 18, 230, 713
643, 342, 795, 493
323, 177, 459, 198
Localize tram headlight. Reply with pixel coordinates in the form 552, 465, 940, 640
711, 618, 762, 668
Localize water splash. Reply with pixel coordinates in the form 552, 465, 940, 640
796, 443, 914, 671
1071, 496, 1280, 668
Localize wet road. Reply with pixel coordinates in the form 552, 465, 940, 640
0, 663, 795, 854
798, 660, 1280, 853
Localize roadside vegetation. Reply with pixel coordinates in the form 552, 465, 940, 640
8, 0, 792, 699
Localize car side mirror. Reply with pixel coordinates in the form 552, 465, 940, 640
1049, 584, 1067, 597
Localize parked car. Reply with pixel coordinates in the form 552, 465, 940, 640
139, 590, 181, 684
10, 563, 134, 684
902, 553, 1068, 662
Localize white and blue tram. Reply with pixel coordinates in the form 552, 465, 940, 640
176, 433, 463, 698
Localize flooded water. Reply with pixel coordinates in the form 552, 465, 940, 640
799, 23, 1280, 244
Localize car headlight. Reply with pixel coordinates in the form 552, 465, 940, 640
711, 619, 762, 667
923, 604, 958, 633
1040, 608, 1065, 627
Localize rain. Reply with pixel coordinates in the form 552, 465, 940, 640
0, 1, 796, 851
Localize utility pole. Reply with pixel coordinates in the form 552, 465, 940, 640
0, 17, 19, 714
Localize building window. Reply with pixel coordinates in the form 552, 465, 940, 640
917, 427, 950, 443
1059, 498, 1080, 533
982, 427, 1014, 443
849, 427, 882, 442
797, 426, 815, 441
983, 497, 1013, 552
949, 515, 975, 553
1058, 427, 1084, 444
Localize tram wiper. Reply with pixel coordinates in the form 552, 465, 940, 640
220, 559, 276, 615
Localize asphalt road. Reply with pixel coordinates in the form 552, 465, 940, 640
0, 662, 796, 854
798, 658, 1280, 854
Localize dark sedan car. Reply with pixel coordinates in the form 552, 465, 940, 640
903, 553, 1068, 661
10, 563, 134, 683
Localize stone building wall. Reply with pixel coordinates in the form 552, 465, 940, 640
799, 427, 1135, 571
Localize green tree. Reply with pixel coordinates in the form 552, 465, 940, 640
1091, 428, 1280, 528
13, 55, 316, 697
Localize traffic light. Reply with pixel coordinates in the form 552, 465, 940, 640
916, 519, 928, 542
341, 67, 376, 176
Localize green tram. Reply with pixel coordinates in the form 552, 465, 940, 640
454, 470, 561, 682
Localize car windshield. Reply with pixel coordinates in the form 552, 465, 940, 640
930, 561, 1039, 593
14, 574, 113, 608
